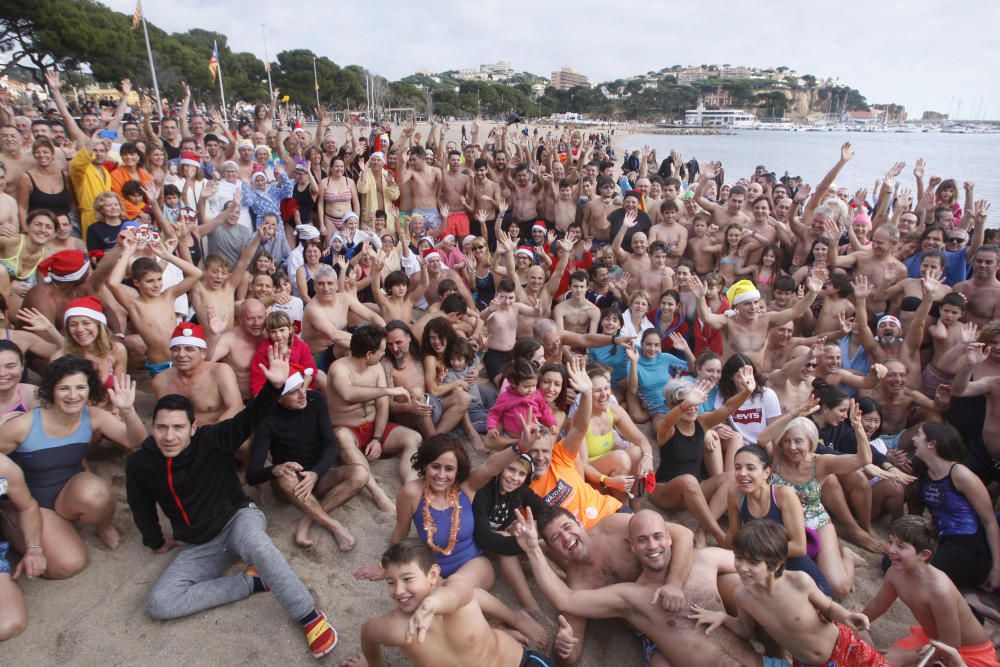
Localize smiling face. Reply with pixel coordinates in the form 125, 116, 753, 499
499, 460, 531, 493
27, 214, 56, 245
541, 513, 591, 562
424, 451, 458, 493
0, 350, 23, 391
66, 316, 100, 348
539, 369, 563, 406
384, 560, 438, 614
53, 371, 90, 414
628, 512, 673, 573
779, 426, 814, 463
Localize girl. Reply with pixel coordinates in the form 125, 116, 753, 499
691, 272, 727, 356
0, 340, 39, 416
717, 223, 745, 285
111, 143, 154, 218
249, 311, 321, 396
0, 208, 55, 313
164, 152, 206, 210
443, 338, 487, 439
625, 328, 694, 425
649, 371, 754, 546
268, 271, 305, 329
739, 243, 782, 302
694, 351, 744, 475
715, 354, 780, 446
791, 236, 833, 285
423, 319, 485, 451
486, 358, 558, 449
654, 289, 688, 354
935, 178, 962, 226
724, 444, 832, 595
587, 308, 630, 393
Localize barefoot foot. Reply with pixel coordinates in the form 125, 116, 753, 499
514, 608, 550, 650
97, 524, 121, 550
328, 520, 357, 552
295, 519, 315, 549
843, 527, 887, 553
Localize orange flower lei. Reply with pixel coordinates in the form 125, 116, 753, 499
422, 486, 461, 556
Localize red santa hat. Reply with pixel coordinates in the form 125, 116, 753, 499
283, 363, 315, 395
293, 119, 306, 134
168, 323, 207, 349
531, 222, 547, 234
422, 247, 441, 263
37, 250, 89, 283
180, 152, 201, 168
438, 233, 455, 246
63, 296, 107, 326
514, 245, 535, 259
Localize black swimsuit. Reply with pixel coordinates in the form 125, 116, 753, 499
26, 172, 72, 216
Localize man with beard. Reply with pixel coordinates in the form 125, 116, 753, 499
514, 508, 769, 667
154, 324, 243, 425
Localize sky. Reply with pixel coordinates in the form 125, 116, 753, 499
102, 0, 998, 118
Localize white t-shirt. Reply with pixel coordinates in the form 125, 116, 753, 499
715, 387, 782, 445
269, 296, 304, 327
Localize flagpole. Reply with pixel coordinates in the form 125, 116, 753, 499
214, 40, 228, 124
138, 2, 162, 122
313, 57, 320, 108
261, 24, 274, 101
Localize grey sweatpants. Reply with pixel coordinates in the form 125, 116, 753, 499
147, 506, 314, 621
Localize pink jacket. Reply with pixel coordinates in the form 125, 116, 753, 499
487, 385, 557, 435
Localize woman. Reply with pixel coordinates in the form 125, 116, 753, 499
587, 308, 630, 393
714, 354, 780, 446
466, 236, 495, 309
18, 299, 127, 397
288, 165, 319, 229
110, 143, 154, 219
654, 289, 688, 354
759, 408, 871, 598
579, 364, 655, 505
910, 422, 1000, 590
295, 240, 324, 303
0, 356, 144, 578
145, 145, 168, 187
317, 157, 359, 237
724, 444, 831, 595
422, 319, 484, 451
0, 209, 55, 312
625, 328, 694, 424
792, 236, 834, 285
620, 289, 654, 340
0, 340, 39, 416
538, 362, 569, 436
649, 370, 754, 546
17, 138, 75, 229
84, 192, 126, 253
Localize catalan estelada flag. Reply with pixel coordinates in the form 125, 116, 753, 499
131, 0, 142, 29
209, 43, 219, 82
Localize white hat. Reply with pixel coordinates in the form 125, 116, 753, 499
295, 224, 320, 241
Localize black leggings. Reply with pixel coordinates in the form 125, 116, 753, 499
932, 530, 991, 588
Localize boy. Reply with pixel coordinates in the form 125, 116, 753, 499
553, 270, 600, 335
340, 539, 552, 667
648, 199, 688, 268
690, 520, 888, 666
924, 292, 971, 396
191, 229, 262, 331
863, 515, 1000, 667
482, 278, 541, 386
108, 234, 203, 376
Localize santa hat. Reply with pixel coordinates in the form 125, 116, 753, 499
514, 245, 534, 259
422, 247, 441, 263
222, 159, 239, 170
282, 363, 315, 396
293, 119, 306, 133
531, 222, 547, 234
64, 296, 107, 326
180, 152, 201, 168
438, 233, 455, 246
37, 250, 89, 283
623, 189, 643, 201
462, 235, 477, 247
168, 323, 207, 349
725, 280, 761, 310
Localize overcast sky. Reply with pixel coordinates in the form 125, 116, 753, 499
103, 1, 997, 118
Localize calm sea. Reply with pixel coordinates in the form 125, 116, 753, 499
621, 130, 1000, 209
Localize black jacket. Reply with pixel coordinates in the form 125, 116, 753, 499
247, 390, 340, 486
472, 475, 547, 556
125, 382, 281, 549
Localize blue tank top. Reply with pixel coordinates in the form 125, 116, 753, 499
414, 490, 482, 578
9, 407, 92, 509
922, 465, 981, 536
740, 486, 783, 525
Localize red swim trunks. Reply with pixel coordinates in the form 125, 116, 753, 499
894, 625, 1000, 667
442, 211, 470, 238
792, 622, 888, 666
346, 420, 399, 454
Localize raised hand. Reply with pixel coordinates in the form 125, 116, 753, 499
805, 274, 824, 294
851, 274, 871, 300
622, 210, 638, 228
510, 506, 540, 552
108, 374, 137, 412
260, 344, 290, 388
44, 70, 63, 91
682, 379, 711, 407
960, 322, 978, 344
668, 331, 690, 354
793, 182, 812, 203
964, 342, 991, 366
16, 307, 55, 335
565, 356, 593, 393
735, 365, 757, 394
913, 158, 925, 179
886, 161, 906, 179
840, 142, 854, 163
974, 200, 991, 219
921, 268, 943, 296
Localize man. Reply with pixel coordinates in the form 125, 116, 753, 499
694, 164, 750, 228
441, 150, 472, 239
209, 299, 268, 400
327, 325, 421, 512
607, 190, 651, 253
357, 152, 400, 231
648, 199, 688, 267
506, 163, 543, 224
0, 125, 31, 197
581, 178, 617, 245
553, 270, 600, 335
22, 249, 107, 330
833, 224, 908, 315
692, 276, 822, 365
153, 324, 243, 425
468, 158, 502, 237
412, 245, 476, 311
302, 264, 386, 369
398, 143, 442, 233
954, 245, 1000, 325
382, 321, 470, 438
515, 508, 765, 667
248, 364, 367, 550
125, 349, 338, 659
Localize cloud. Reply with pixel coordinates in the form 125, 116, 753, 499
105, 0, 999, 117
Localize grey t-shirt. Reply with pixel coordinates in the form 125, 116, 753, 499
206, 223, 252, 269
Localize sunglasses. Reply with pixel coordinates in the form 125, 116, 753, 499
947, 237, 966, 243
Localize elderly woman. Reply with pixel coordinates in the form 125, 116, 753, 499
356, 152, 400, 232
242, 166, 293, 230
84, 192, 127, 253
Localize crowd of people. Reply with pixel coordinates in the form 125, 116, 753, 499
1, 74, 1000, 667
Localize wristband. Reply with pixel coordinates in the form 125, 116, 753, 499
26, 545, 43, 551
599, 474, 607, 488
372, 434, 384, 441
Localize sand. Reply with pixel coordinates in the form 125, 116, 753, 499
3, 122, 922, 665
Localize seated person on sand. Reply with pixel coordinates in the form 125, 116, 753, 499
0, 357, 146, 577
301, 264, 385, 370
106, 234, 202, 377
0, 339, 40, 417
247, 363, 366, 552
208, 299, 267, 401
864, 515, 1000, 667
125, 348, 339, 660
690, 520, 888, 667
340, 539, 555, 667
0, 452, 47, 641
326, 324, 423, 512
153, 324, 243, 425
512, 507, 770, 667
249, 311, 326, 395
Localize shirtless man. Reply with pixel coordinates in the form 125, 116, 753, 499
854, 274, 934, 389
107, 236, 202, 377
581, 179, 616, 244
694, 164, 750, 229
648, 199, 688, 267
327, 325, 420, 511
553, 271, 600, 335
513, 242, 572, 338
691, 274, 821, 366
441, 151, 472, 238
833, 225, 907, 316
413, 246, 476, 311
516, 508, 763, 667
382, 321, 469, 438
209, 299, 267, 400
153, 324, 243, 424
953, 245, 1000, 325
467, 159, 502, 236
949, 341, 1000, 484
506, 164, 542, 224
399, 144, 442, 224
861, 359, 941, 450
302, 264, 386, 367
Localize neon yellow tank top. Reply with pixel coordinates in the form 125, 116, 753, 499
585, 407, 616, 462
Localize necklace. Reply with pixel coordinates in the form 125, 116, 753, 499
422, 486, 461, 556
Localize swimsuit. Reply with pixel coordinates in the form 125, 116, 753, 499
413, 489, 482, 577
791, 622, 888, 666
345, 420, 399, 449
0, 384, 29, 415
1, 235, 45, 284
584, 407, 616, 462
26, 171, 72, 215
656, 421, 704, 483
322, 179, 353, 229
894, 625, 1000, 667
9, 407, 93, 509
145, 359, 172, 377
772, 459, 831, 530
413, 207, 443, 232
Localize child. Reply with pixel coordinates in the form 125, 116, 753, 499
717, 223, 746, 285
471, 454, 547, 611
268, 270, 305, 330
107, 234, 202, 377
864, 515, 1000, 667
924, 292, 971, 396
690, 520, 888, 666
481, 278, 542, 387
739, 244, 782, 302
249, 311, 321, 395
486, 358, 558, 450
341, 539, 552, 667
191, 230, 263, 331
443, 337, 487, 436
687, 212, 722, 275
